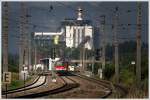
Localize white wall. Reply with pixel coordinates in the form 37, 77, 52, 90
65, 25, 93, 50
84, 26, 93, 50
66, 26, 74, 48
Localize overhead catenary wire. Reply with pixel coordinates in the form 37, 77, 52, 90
7, 2, 148, 49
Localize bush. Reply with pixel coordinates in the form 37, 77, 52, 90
120, 68, 136, 86
141, 55, 148, 80
103, 64, 115, 80
8, 65, 18, 72
8, 80, 24, 90
141, 78, 148, 91
93, 63, 101, 75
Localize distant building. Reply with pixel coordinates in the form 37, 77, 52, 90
61, 8, 93, 50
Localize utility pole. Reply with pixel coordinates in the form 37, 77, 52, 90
34, 41, 37, 74
85, 48, 88, 71
80, 47, 83, 73
82, 46, 85, 72
81, 25, 86, 74
24, 4, 29, 71
136, 2, 142, 87
91, 46, 95, 75
28, 32, 32, 74
19, 3, 28, 79
51, 47, 55, 79
100, 15, 106, 79
2, 2, 9, 73
79, 29, 84, 73
113, 6, 119, 83
51, 36, 58, 82
19, 2, 24, 79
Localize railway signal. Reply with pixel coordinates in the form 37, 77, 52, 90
3, 72, 11, 84
54, 35, 59, 45
51, 48, 56, 59
51, 35, 59, 82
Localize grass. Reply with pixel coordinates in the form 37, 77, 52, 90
92, 70, 148, 98
8, 80, 24, 90
2, 72, 33, 90
127, 86, 148, 98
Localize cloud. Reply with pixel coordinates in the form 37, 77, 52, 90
88, 2, 101, 7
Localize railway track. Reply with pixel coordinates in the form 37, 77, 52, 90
3, 72, 127, 98
8, 76, 79, 98
87, 77, 128, 98
2, 75, 41, 94
74, 73, 127, 98
2, 75, 47, 98
73, 73, 112, 98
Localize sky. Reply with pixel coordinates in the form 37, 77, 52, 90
2, 1, 148, 54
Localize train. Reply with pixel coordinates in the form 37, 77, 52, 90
55, 61, 69, 76
38, 58, 78, 75
55, 61, 68, 70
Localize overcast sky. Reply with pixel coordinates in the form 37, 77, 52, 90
2, 1, 148, 54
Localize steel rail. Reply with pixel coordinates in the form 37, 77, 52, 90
74, 73, 127, 98
14, 76, 79, 98
2, 75, 41, 94
73, 74, 112, 98
2, 75, 47, 95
